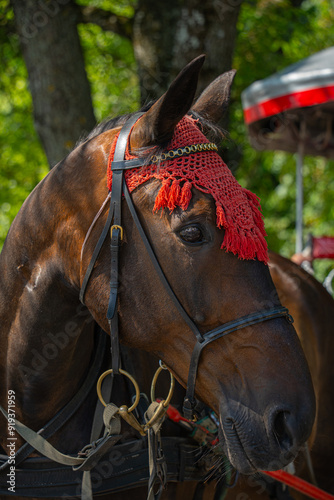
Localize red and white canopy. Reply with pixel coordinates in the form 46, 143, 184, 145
241, 47, 334, 158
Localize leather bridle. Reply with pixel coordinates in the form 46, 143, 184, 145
79, 112, 293, 420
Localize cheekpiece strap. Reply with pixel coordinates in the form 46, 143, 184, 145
107, 112, 144, 374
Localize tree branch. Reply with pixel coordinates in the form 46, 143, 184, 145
78, 6, 133, 40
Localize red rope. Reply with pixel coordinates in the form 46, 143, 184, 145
164, 403, 333, 499
263, 470, 334, 500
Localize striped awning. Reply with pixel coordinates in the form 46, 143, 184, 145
241, 47, 334, 158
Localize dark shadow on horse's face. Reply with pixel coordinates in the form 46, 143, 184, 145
84, 179, 315, 474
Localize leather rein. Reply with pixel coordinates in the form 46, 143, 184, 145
79, 112, 293, 421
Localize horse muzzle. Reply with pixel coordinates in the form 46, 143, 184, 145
218, 400, 312, 474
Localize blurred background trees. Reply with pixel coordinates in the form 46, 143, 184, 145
1, 0, 333, 279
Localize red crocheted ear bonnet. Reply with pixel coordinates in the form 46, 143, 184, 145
107, 115, 268, 264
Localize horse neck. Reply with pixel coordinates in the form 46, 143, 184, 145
0, 133, 112, 433
269, 252, 334, 414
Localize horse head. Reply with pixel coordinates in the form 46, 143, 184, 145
56, 57, 316, 474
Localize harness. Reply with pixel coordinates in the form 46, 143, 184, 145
0, 113, 292, 499
0, 333, 228, 498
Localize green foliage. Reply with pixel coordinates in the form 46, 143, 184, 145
0, 2, 48, 245
78, 23, 139, 121
76, 0, 139, 120
0, 0, 139, 251
77, 0, 136, 18
230, 0, 334, 280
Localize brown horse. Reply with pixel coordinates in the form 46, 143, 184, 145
0, 57, 316, 500
270, 253, 334, 497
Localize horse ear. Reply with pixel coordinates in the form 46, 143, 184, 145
130, 55, 205, 149
191, 69, 236, 124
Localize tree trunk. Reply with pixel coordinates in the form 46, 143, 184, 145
10, 0, 242, 165
10, 0, 96, 167
133, 0, 243, 104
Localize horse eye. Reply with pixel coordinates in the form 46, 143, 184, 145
178, 225, 204, 244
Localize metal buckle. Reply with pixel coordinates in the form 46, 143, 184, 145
110, 224, 123, 240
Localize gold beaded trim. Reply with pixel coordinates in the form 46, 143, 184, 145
150, 142, 218, 163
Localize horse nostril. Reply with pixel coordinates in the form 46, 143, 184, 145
273, 411, 293, 450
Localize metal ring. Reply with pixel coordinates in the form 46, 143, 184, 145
150, 365, 175, 407
97, 368, 140, 411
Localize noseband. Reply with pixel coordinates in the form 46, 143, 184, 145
80, 113, 293, 420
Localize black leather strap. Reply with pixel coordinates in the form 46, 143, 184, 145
106, 167, 124, 321
111, 158, 144, 171
80, 203, 114, 304
183, 306, 293, 419
79, 113, 145, 306
0, 438, 210, 498
106, 112, 144, 374
113, 113, 144, 161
